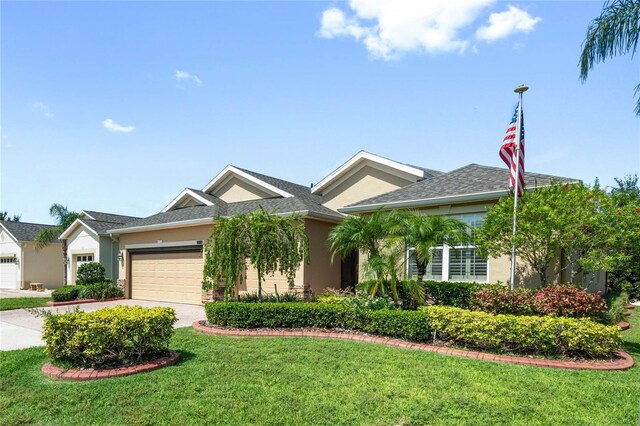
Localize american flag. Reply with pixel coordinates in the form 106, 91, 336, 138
499, 104, 525, 196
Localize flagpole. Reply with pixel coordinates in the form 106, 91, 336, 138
509, 84, 528, 290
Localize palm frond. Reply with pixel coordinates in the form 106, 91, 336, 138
34, 227, 62, 250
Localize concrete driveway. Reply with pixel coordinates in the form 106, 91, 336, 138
0, 299, 205, 351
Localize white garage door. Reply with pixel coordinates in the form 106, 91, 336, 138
0, 257, 18, 289
130, 250, 203, 305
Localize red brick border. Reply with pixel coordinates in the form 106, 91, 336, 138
41, 351, 180, 381
46, 297, 125, 307
619, 322, 631, 331
193, 321, 634, 371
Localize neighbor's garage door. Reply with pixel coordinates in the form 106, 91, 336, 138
130, 250, 203, 305
0, 257, 18, 289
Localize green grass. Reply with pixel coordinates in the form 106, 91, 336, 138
1, 312, 639, 426
0, 297, 51, 311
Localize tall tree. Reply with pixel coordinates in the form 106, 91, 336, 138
0, 211, 21, 221
34, 204, 79, 285
203, 208, 309, 300
580, 0, 640, 115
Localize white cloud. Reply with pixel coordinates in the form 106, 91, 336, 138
318, 0, 540, 60
102, 118, 135, 133
476, 5, 541, 42
174, 69, 203, 85
31, 101, 53, 118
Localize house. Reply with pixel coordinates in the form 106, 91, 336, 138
108, 151, 436, 304
339, 163, 605, 291
59, 211, 140, 285
107, 151, 593, 306
0, 221, 64, 289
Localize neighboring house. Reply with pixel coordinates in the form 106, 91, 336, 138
59, 211, 140, 285
0, 221, 63, 289
339, 163, 605, 291
108, 151, 436, 305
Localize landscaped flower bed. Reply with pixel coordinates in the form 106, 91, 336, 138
42, 305, 178, 378
204, 302, 622, 359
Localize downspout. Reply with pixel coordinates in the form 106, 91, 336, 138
20, 243, 25, 290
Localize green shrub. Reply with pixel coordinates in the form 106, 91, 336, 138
77, 281, 123, 300
51, 285, 84, 302
43, 305, 177, 368
204, 302, 621, 358
236, 291, 300, 303
76, 262, 106, 285
422, 280, 492, 308
601, 291, 630, 325
422, 306, 621, 358
317, 288, 395, 311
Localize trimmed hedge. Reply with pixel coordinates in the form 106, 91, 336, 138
422, 280, 491, 308
204, 302, 621, 358
76, 262, 106, 285
77, 282, 123, 300
51, 285, 84, 302
423, 306, 621, 358
43, 306, 177, 368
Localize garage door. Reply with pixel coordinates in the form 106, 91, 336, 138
0, 257, 18, 289
130, 250, 203, 305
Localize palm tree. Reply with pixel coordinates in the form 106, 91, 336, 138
35, 204, 79, 285
0, 211, 20, 221
400, 214, 470, 283
580, 0, 640, 115
328, 210, 396, 263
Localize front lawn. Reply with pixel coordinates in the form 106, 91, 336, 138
1, 311, 638, 426
0, 297, 51, 311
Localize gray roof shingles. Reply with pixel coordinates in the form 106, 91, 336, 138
0, 221, 60, 242
344, 164, 577, 209
110, 168, 344, 232
82, 211, 140, 224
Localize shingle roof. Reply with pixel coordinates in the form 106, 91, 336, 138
82, 211, 140, 224
0, 221, 60, 242
343, 164, 577, 210
109, 170, 344, 232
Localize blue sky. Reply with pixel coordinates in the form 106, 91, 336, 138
1, 1, 638, 224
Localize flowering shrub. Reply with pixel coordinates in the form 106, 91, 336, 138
471, 287, 537, 316
471, 285, 607, 319
534, 286, 607, 318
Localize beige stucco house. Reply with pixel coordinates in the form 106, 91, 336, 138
59, 211, 139, 285
0, 221, 64, 289
108, 152, 437, 304
107, 150, 597, 306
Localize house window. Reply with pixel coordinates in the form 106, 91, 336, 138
76, 255, 93, 262
448, 247, 487, 282
406, 213, 488, 283
0, 257, 16, 264
407, 248, 443, 281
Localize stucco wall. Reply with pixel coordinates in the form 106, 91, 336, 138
321, 165, 415, 211
213, 176, 273, 203
22, 242, 64, 289
100, 236, 119, 283
303, 219, 341, 296
66, 226, 100, 284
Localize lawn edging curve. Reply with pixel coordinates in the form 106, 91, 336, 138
46, 297, 125, 307
42, 351, 180, 381
193, 321, 634, 371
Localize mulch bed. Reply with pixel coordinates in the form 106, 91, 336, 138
42, 351, 180, 381
193, 321, 634, 371
46, 297, 125, 307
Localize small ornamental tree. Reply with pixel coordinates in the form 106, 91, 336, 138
203, 208, 309, 300
76, 262, 106, 285
476, 182, 611, 287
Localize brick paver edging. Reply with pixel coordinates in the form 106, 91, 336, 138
193, 321, 634, 371
46, 297, 125, 307
41, 351, 180, 381
619, 322, 631, 331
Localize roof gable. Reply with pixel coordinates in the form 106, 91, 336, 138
162, 188, 217, 212
311, 151, 429, 195
340, 164, 578, 213
202, 165, 293, 200
0, 221, 60, 243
